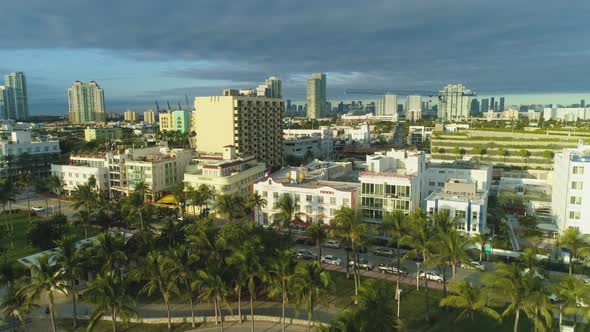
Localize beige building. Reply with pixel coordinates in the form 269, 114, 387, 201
159, 112, 174, 131
306, 73, 326, 119
68, 81, 105, 124
124, 110, 138, 122
144, 109, 156, 124
194, 87, 284, 168
184, 145, 266, 199
84, 127, 123, 142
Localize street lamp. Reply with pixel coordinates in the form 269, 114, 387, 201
416, 262, 421, 291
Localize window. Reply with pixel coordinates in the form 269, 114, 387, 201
306, 195, 312, 202
570, 196, 582, 205
273, 192, 279, 199
306, 206, 312, 214
343, 198, 350, 206
438, 182, 444, 186
471, 223, 477, 232
455, 210, 466, 219
472, 211, 478, 219
330, 208, 336, 216
262, 191, 268, 197
571, 181, 584, 190
569, 211, 581, 220
429, 182, 435, 186
330, 197, 336, 205
573, 166, 584, 175
457, 223, 466, 231
428, 207, 434, 215
318, 196, 324, 204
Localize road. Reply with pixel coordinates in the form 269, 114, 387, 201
11, 191, 78, 219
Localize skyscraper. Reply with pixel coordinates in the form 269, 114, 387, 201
581, 99, 586, 108
376, 94, 397, 116
256, 76, 282, 98
306, 73, 326, 119
437, 84, 472, 120
499, 97, 505, 112
68, 81, 105, 124
470, 99, 480, 114
490, 97, 496, 111
480, 98, 489, 113
144, 109, 156, 124
0, 86, 9, 120
3, 72, 29, 120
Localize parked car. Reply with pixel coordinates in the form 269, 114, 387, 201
31, 206, 45, 212
294, 237, 313, 245
460, 260, 485, 271
324, 239, 341, 249
583, 276, 590, 284
419, 270, 444, 283
321, 255, 342, 266
348, 258, 375, 270
377, 263, 408, 275
296, 249, 317, 260
372, 247, 395, 257
345, 245, 368, 253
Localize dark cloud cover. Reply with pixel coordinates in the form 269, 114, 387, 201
2, 0, 590, 112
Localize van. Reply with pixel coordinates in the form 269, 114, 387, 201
324, 239, 341, 249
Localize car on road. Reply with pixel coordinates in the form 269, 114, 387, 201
460, 260, 485, 271
348, 258, 375, 270
294, 237, 313, 245
296, 249, 317, 260
372, 247, 395, 257
31, 206, 45, 212
377, 262, 408, 275
583, 276, 590, 284
419, 270, 444, 283
323, 239, 341, 249
321, 255, 342, 266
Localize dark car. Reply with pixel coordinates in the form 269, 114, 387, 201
377, 263, 408, 276
294, 237, 314, 245
348, 258, 375, 270
296, 249, 317, 260
372, 247, 395, 257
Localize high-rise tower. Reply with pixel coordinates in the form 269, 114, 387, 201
306, 73, 326, 119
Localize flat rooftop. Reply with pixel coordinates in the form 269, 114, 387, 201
425, 189, 487, 205
427, 159, 489, 170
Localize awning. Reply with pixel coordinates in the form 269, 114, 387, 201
156, 194, 178, 205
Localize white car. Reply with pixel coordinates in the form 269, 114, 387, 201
460, 260, 485, 271
548, 293, 559, 303
31, 206, 45, 212
582, 277, 590, 284
419, 270, 444, 283
321, 255, 342, 266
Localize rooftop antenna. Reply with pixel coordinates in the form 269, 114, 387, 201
155, 100, 160, 112
185, 95, 190, 109
167, 101, 171, 110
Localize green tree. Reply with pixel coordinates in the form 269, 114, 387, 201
354, 279, 397, 332
497, 147, 509, 162
380, 211, 407, 290
87, 232, 128, 273
215, 193, 244, 222
56, 236, 85, 328
292, 261, 333, 331
196, 265, 230, 332
542, 150, 554, 160
122, 181, 148, 230
140, 251, 180, 330
19, 254, 67, 332
169, 246, 199, 328
27, 214, 68, 250
472, 232, 487, 262
306, 222, 328, 262
17, 171, 33, 223
272, 194, 300, 231
245, 191, 267, 221
0, 283, 36, 330
267, 249, 297, 332
436, 229, 471, 280
518, 149, 530, 167
555, 275, 590, 327
440, 280, 501, 323
559, 227, 590, 274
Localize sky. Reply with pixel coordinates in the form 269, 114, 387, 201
1, 0, 590, 115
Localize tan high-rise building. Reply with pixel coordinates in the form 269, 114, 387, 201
194, 87, 284, 168
144, 109, 156, 124
68, 81, 105, 124
306, 73, 326, 119
124, 110, 138, 122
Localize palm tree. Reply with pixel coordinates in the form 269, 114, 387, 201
215, 193, 244, 222
170, 245, 199, 328
76, 209, 92, 239
555, 275, 590, 327
171, 182, 186, 216
431, 210, 455, 234
33, 177, 51, 217
518, 149, 530, 167
56, 236, 84, 328
84, 271, 138, 332
331, 207, 369, 304
87, 232, 128, 273
246, 191, 267, 222
49, 174, 64, 214
267, 249, 297, 332
0, 284, 36, 330
292, 261, 333, 331
497, 147, 509, 162
306, 221, 328, 262
272, 194, 299, 231
436, 229, 471, 280
519, 248, 545, 278
0, 180, 16, 250
472, 232, 487, 262
17, 170, 33, 223
123, 181, 148, 230
0, 261, 19, 289
19, 254, 68, 332
354, 279, 397, 332
381, 210, 407, 291
140, 251, 180, 330
440, 280, 501, 323
559, 227, 590, 274
197, 265, 230, 332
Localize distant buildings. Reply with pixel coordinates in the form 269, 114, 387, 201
543, 107, 590, 121
68, 81, 105, 124
480, 98, 489, 113
2, 72, 29, 120
84, 127, 123, 142
306, 73, 327, 119
194, 77, 284, 168
552, 143, 590, 233
256, 76, 282, 98
438, 84, 472, 121
283, 126, 334, 161
375, 94, 397, 117
123, 110, 138, 122
0, 131, 60, 178
159, 110, 191, 134
144, 109, 156, 124
407, 126, 433, 146
405, 95, 421, 115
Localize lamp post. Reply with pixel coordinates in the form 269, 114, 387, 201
416, 262, 421, 291
396, 288, 402, 317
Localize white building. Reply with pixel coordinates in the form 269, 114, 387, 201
283, 126, 334, 160
426, 160, 492, 196
253, 161, 360, 226
407, 126, 433, 146
0, 131, 60, 177
438, 84, 473, 120
405, 95, 421, 115
344, 123, 371, 145
376, 94, 398, 116
552, 143, 590, 233
543, 107, 590, 122
425, 179, 488, 235
284, 137, 323, 163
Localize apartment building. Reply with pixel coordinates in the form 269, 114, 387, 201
407, 126, 433, 146
144, 109, 156, 124
158, 110, 191, 134
0, 131, 60, 178
425, 160, 492, 196
84, 127, 123, 142
552, 143, 590, 233
283, 126, 334, 160
124, 110, 138, 122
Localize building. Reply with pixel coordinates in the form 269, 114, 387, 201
284, 136, 323, 164
256, 76, 282, 98
425, 160, 492, 196
194, 81, 284, 168
405, 95, 421, 115
407, 109, 422, 122
407, 126, 433, 146
0, 131, 60, 178
84, 127, 123, 142
490, 97, 496, 111
68, 81, 105, 124
124, 110, 138, 122
438, 84, 472, 121
283, 126, 334, 161
376, 94, 398, 116
3, 72, 29, 120
543, 107, 590, 121
552, 143, 590, 233
158, 110, 191, 133
306, 73, 326, 119
51, 146, 192, 199
470, 99, 480, 115
359, 149, 426, 223
253, 160, 360, 226
0, 86, 12, 120
480, 98, 490, 113
144, 109, 156, 124
499, 97, 505, 112
184, 145, 266, 201
343, 123, 371, 145
425, 179, 488, 235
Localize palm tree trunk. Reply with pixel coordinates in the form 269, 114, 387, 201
165, 300, 172, 330
218, 297, 224, 332
237, 285, 242, 322
26, 185, 31, 223
185, 280, 196, 328
57, 193, 61, 215
513, 309, 519, 332
112, 306, 117, 332
424, 276, 430, 322
396, 241, 401, 290
214, 300, 219, 324
282, 281, 286, 332
318, 241, 321, 262
345, 249, 350, 279
48, 293, 57, 332
72, 286, 78, 328
479, 246, 483, 262
452, 264, 456, 279
250, 295, 254, 332
45, 198, 49, 217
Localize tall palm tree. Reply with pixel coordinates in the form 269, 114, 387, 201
559, 228, 590, 274
87, 232, 128, 273
0, 180, 16, 250
291, 261, 333, 331
436, 229, 471, 280
519, 248, 545, 278
267, 249, 297, 332
123, 181, 148, 230
440, 280, 501, 322
306, 221, 328, 262
197, 184, 215, 218
17, 170, 33, 223
381, 210, 407, 290
170, 245, 199, 328
0, 284, 36, 330
331, 207, 369, 304
246, 191, 267, 222
19, 254, 68, 332
353, 279, 397, 332
554, 275, 590, 327
215, 193, 243, 222
49, 174, 64, 215
472, 232, 487, 262
272, 194, 299, 231
0, 262, 19, 289
84, 271, 138, 332
196, 265, 230, 332
140, 251, 180, 330
33, 177, 51, 217
171, 182, 186, 216
431, 210, 455, 233
76, 209, 92, 239
56, 236, 84, 328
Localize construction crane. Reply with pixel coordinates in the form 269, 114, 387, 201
343, 88, 477, 101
